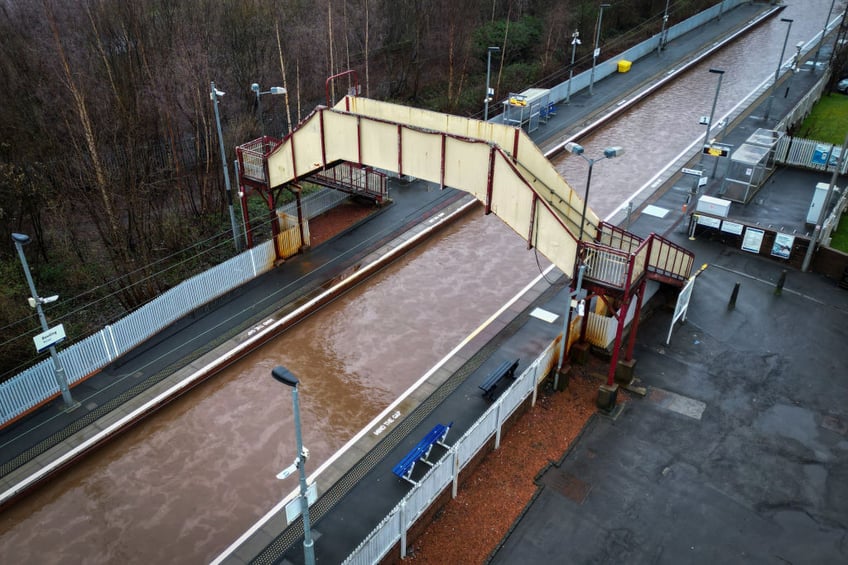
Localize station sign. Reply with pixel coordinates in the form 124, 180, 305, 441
34, 324, 66, 353
285, 482, 318, 525
702, 144, 730, 158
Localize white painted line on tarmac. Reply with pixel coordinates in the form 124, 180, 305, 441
709, 263, 826, 305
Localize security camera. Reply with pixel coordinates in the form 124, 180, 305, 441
42, 295, 59, 304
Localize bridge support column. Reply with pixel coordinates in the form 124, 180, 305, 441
292, 184, 310, 252
615, 358, 637, 385
596, 383, 618, 412
616, 278, 647, 385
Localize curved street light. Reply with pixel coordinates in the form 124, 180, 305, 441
251, 82, 287, 138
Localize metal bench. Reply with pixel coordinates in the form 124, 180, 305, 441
392, 423, 452, 485
479, 358, 520, 400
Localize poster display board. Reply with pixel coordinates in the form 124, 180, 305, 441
741, 227, 764, 254
720, 220, 744, 235
771, 233, 795, 259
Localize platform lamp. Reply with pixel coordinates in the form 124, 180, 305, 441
699, 68, 725, 177
271, 366, 315, 565
484, 46, 500, 121
812, 0, 836, 71
566, 31, 581, 103
763, 18, 793, 122
565, 142, 624, 241
657, 0, 670, 55
12, 233, 78, 411
210, 82, 242, 252
251, 82, 287, 139
589, 3, 611, 96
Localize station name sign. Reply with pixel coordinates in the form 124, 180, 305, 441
34, 324, 66, 353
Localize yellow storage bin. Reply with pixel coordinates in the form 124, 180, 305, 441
617, 60, 632, 73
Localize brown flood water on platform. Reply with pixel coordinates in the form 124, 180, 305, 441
0, 210, 549, 564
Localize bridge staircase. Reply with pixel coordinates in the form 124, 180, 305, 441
576, 221, 694, 391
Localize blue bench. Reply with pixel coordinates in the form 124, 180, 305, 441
479, 358, 520, 400
392, 422, 452, 485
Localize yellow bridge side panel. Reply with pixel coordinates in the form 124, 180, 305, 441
322, 112, 361, 166
360, 119, 401, 173
443, 137, 490, 198
514, 132, 600, 237
267, 130, 299, 189
344, 97, 516, 150
338, 97, 598, 238
650, 241, 691, 278
401, 128, 443, 182
489, 156, 534, 242
534, 207, 577, 279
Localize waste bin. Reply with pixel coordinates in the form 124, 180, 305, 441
617, 60, 632, 73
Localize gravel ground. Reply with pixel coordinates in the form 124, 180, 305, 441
408, 366, 621, 564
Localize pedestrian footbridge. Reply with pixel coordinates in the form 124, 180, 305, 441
236, 92, 694, 380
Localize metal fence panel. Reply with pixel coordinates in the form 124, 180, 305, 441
457, 406, 498, 468
2, 237, 279, 427
60, 331, 112, 385
279, 188, 352, 221
500, 370, 530, 423
0, 358, 57, 421
342, 506, 402, 565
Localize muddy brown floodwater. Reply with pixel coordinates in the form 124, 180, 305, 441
0, 207, 550, 564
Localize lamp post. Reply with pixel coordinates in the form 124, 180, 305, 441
812, 0, 836, 71
210, 82, 242, 253
657, 0, 670, 55
763, 18, 793, 122
566, 31, 581, 103
565, 142, 624, 241
271, 366, 315, 565
785, 41, 805, 99
484, 46, 500, 121
700, 68, 725, 173
802, 129, 848, 272
554, 263, 586, 390
251, 83, 287, 138
12, 233, 78, 410
589, 3, 611, 96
